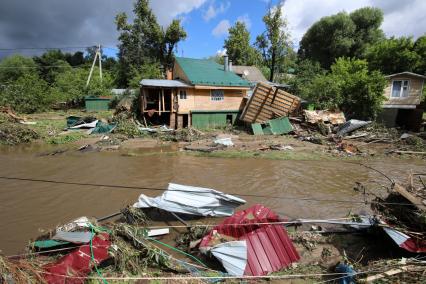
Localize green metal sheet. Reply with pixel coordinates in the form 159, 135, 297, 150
175, 57, 251, 87
269, 117, 293, 135
191, 110, 240, 129
251, 123, 264, 135
85, 97, 111, 111
251, 117, 293, 135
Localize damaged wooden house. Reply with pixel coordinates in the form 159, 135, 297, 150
139, 56, 251, 129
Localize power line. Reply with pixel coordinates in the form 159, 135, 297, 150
0, 65, 89, 69
0, 46, 119, 51
0, 46, 93, 51
0, 175, 423, 207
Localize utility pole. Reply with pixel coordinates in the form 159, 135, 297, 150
86, 45, 103, 87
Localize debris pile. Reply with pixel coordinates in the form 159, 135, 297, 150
0, 108, 39, 145
371, 174, 426, 253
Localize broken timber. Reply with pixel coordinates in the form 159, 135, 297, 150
240, 83, 301, 123
393, 183, 426, 211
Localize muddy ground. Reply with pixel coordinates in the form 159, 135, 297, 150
0, 110, 425, 282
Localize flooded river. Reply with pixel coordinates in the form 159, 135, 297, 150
0, 144, 424, 254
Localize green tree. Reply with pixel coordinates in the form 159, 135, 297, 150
224, 21, 259, 65
366, 36, 420, 74
0, 73, 51, 113
0, 55, 38, 83
413, 35, 426, 75
255, 3, 292, 81
128, 62, 162, 88
33, 50, 72, 85
299, 7, 384, 68
288, 59, 325, 98
51, 67, 113, 104
305, 58, 386, 120
115, 0, 186, 87
65, 51, 85, 66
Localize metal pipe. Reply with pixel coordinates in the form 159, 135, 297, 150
224, 55, 229, 71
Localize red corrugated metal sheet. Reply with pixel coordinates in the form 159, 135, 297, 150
200, 204, 300, 275
43, 233, 111, 284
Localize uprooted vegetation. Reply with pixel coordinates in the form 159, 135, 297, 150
0, 110, 39, 145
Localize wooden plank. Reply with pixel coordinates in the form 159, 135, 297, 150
240, 82, 300, 123
252, 87, 273, 123
244, 106, 275, 119
363, 266, 409, 282
244, 111, 272, 122
252, 90, 299, 106
394, 183, 426, 211
250, 99, 291, 110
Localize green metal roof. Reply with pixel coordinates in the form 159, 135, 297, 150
175, 57, 251, 87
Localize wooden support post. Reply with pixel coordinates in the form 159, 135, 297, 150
161, 88, 165, 112
177, 115, 183, 129
169, 113, 176, 129
158, 90, 161, 116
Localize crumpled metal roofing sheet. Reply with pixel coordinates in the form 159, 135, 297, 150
133, 183, 246, 217
200, 204, 300, 275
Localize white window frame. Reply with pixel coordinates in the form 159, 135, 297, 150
179, 89, 187, 100
391, 79, 410, 98
210, 89, 224, 101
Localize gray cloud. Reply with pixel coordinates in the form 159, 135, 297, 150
0, 0, 134, 56
0, 0, 206, 57
282, 0, 426, 46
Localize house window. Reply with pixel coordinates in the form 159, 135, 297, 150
179, 90, 187, 99
211, 90, 224, 101
391, 80, 410, 98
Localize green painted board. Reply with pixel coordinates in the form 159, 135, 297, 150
85, 97, 111, 111
251, 123, 263, 135
251, 117, 293, 135
191, 110, 240, 129
269, 117, 293, 135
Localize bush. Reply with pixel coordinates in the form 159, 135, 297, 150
0, 122, 40, 145
51, 67, 114, 104
305, 58, 386, 120
0, 73, 52, 113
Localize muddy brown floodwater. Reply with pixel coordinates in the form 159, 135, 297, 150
0, 144, 424, 255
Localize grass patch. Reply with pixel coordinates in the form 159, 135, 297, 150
46, 131, 88, 145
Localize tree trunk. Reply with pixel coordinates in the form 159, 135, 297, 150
269, 49, 276, 82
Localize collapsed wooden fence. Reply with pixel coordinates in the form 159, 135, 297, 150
240, 83, 301, 123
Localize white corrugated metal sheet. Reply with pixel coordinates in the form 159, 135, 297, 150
133, 183, 246, 216
140, 79, 190, 88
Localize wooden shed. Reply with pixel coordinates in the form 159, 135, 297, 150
379, 72, 425, 131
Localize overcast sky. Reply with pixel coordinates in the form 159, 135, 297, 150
0, 0, 424, 59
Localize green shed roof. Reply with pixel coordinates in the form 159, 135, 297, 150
175, 57, 251, 87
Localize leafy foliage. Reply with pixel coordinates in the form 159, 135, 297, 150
287, 59, 325, 98
413, 35, 426, 75
0, 55, 37, 83
305, 58, 386, 120
255, 3, 292, 81
33, 50, 72, 85
115, 0, 186, 87
299, 7, 384, 69
366, 36, 421, 74
224, 21, 260, 66
51, 67, 113, 104
0, 73, 52, 113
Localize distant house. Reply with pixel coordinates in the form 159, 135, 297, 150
232, 65, 290, 95
232, 65, 269, 86
140, 56, 251, 129
380, 71, 425, 131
